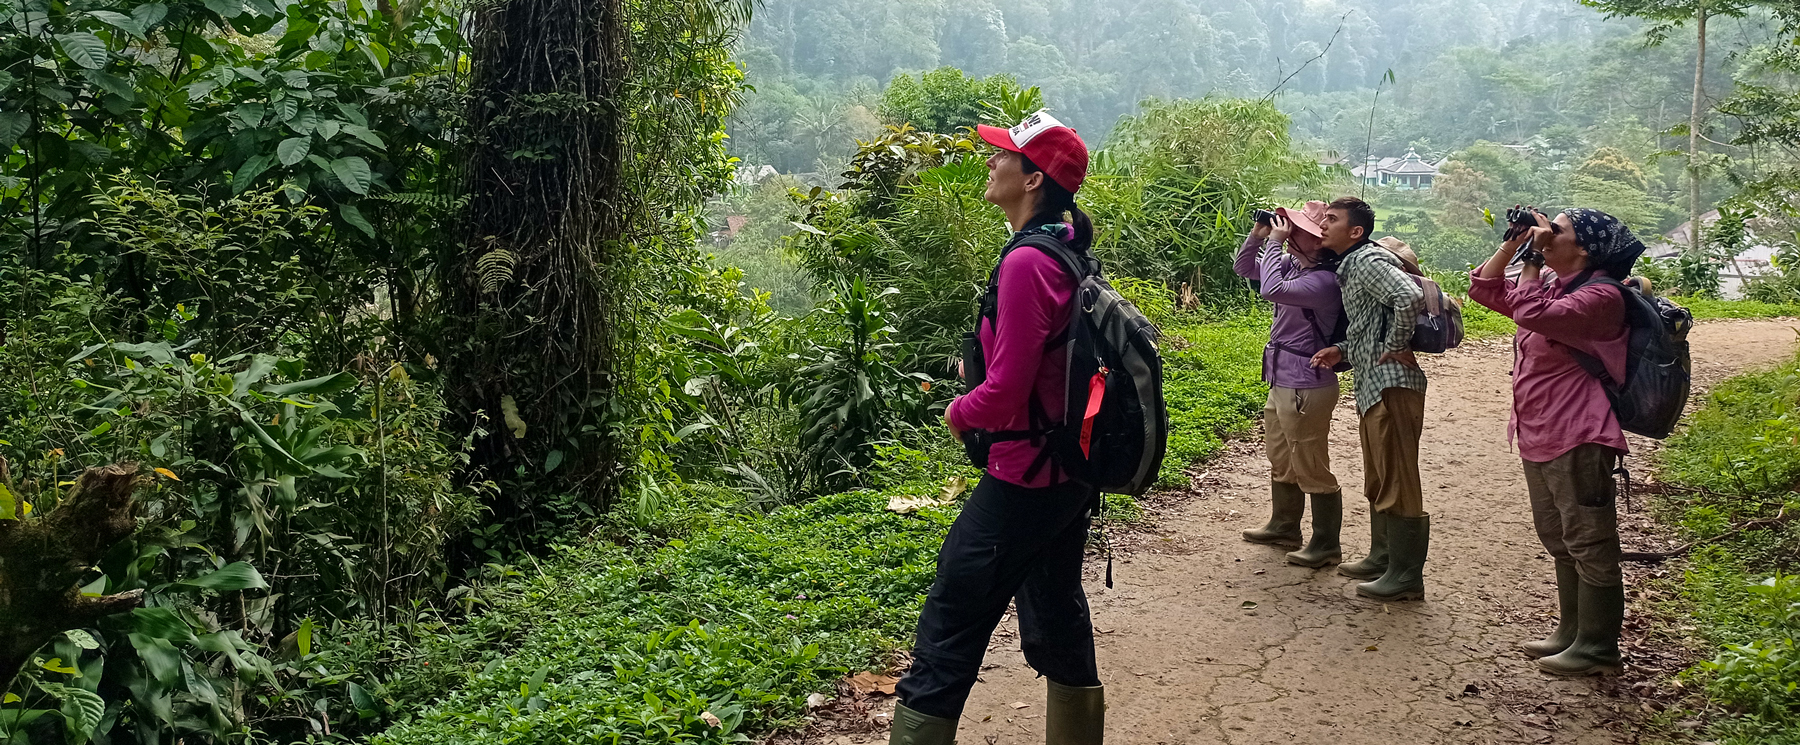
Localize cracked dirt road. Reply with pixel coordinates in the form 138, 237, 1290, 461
949, 318, 1799, 745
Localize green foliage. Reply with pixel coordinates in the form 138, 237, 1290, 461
792, 279, 935, 495
877, 67, 1024, 133
1577, 147, 1651, 191
1156, 313, 1270, 486
373, 490, 955, 745
1655, 350, 1800, 740
1093, 97, 1327, 300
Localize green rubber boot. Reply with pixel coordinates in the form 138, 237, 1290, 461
1337, 510, 1390, 579
1242, 480, 1305, 549
1286, 492, 1343, 567
1537, 582, 1624, 676
889, 703, 958, 745
1045, 680, 1104, 745
1522, 561, 1580, 659
1356, 513, 1429, 602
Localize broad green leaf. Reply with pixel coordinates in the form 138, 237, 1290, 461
544, 449, 564, 473
55, 32, 109, 69
130, 3, 168, 29
63, 630, 100, 649
237, 410, 309, 471
1, 693, 16, 704
287, 107, 318, 134
38, 657, 79, 675
276, 136, 310, 166
176, 561, 268, 592
0, 483, 16, 520
51, 685, 103, 745
358, 41, 389, 70
127, 633, 183, 684
317, 119, 342, 140
330, 156, 371, 195
203, 0, 244, 17
234, 102, 265, 128
339, 203, 375, 237
128, 607, 197, 643
342, 124, 385, 150
0, 111, 26, 147
84, 70, 136, 100
86, 10, 144, 36
296, 618, 313, 656
262, 371, 356, 397
234, 153, 274, 193
0, 71, 15, 91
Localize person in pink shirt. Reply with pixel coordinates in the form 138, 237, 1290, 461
890, 111, 1104, 745
1469, 207, 1647, 677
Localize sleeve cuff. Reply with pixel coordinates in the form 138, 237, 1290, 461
946, 396, 966, 431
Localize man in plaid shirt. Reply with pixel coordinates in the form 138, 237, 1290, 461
1310, 196, 1431, 602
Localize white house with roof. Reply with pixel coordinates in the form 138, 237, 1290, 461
1350, 149, 1443, 190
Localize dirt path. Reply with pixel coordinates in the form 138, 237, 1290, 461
933, 318, 1797, 745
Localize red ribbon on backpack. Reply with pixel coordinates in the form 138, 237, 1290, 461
1080, 368, 1108, 457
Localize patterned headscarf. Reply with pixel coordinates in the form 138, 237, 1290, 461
1562, 208, 1647, 278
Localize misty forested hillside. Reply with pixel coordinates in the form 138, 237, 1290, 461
726, 0, 1772, 172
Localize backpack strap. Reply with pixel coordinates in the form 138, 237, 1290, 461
976, 230, 1093, 457
1557, 270, 1627, 389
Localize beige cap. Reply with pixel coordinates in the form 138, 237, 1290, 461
1375, 236, 1422, 275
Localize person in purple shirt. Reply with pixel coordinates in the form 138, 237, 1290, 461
1233, 200, 1348, 569
1469, 207, 1646, 677
890, 111, 1104, 745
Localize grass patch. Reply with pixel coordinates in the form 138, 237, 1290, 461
1157, 310, 1270, 486
1681, 297, 1800, 320
1652, 350, 1800, 741
370, 310, 1272, 744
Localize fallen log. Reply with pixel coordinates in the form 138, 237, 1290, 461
0, 463, 145, 692
1622, 503, 1796, 564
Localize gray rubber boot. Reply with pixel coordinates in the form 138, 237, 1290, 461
1522, 561, 1580, 659
1242, 480, 1305, 549
1356, 513, 1429, 601
1537, 582, 1624, 676
890, 703, 958, 745
1337, 510, 1390, 579
1045, 680, 1104, 745
1286, 492, 1343, 567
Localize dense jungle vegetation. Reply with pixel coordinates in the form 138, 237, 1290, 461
1, 0, 1800, 741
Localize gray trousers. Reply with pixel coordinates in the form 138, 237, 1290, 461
1523, 443, 1623, 587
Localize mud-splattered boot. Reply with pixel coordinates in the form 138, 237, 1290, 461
1045, 680, 1104, 745
1537, 582, 1624, 676
1286, 492, 1343, 567
1242, 480, 1305, 549
889, 703, 957, 745
1356, 513, 1429, 602
1522, 561, 1580, 659
1337, 511, 1390, 580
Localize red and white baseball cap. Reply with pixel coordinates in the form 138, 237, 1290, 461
976, 110, 1089, 194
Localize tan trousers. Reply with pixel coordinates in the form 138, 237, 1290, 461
1524, 443, 1623, 587
1359, 387, 1426, 517
1263, 384, 1341, 494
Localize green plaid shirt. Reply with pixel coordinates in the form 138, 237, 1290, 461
1338, 245, 1427, 414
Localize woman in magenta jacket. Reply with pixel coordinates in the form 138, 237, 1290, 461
889, 111, 1105, 745
1469, 208, 1646, 677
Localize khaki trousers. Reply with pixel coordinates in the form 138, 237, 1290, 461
1523, 443, 1623, 587
1359, 387, 1426, 517
1263, 384, 1341, 494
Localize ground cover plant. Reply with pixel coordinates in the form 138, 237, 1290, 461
1651, 348, 1800, 742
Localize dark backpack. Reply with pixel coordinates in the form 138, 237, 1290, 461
1564, 273, 1694, 439
961, 231, 1169, 496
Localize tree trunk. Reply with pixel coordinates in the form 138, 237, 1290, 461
0, 463, 144, 692
1688, 4, 1708, 255
444, 0, 631, 524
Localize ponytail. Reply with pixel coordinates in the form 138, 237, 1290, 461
1020, 154, 1094, 253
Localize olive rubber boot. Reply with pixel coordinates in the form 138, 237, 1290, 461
1337, 511, 1390, 579
1242, 480, 1305, 549
889, 703, 958, 745
1286, 492, 1343, 567
1045, 680, 1104, 745
1356, 513, 1429, 601
1537, 582, 1624, 676
1522, 561, 1580, 659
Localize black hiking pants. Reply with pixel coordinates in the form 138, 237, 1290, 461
896, 474, 1101, 720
